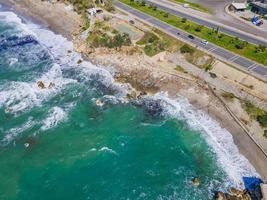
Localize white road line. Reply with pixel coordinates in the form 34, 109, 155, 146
229, 55, 239, 61
249, 66, 257, 71
248, 63, 258, 70
208, 47, 217, 52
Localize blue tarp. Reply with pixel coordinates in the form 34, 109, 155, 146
243, 177, 263, 191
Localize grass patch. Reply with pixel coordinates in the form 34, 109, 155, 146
175, 65, 185, 72
119, 0, 267, 66
170, 0, 210, 13
243, 101, 267, 128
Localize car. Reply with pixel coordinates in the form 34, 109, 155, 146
188, 35, 194, 39
201, 40, 208, 45
177, 32, 180, 35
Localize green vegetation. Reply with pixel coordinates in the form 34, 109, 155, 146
180, 44, 194, 54
170, 0, 210, 13
264, 130, 267, 138
243, 101, 267, 128
87, 31, 131, 48
221, 92, 235, 101
87, 21, 131, 48
136, 32, 168, 56
175, 65, 185, 72
119, 0, 267, 66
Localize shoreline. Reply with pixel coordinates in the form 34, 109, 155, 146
1, 0, 267, 181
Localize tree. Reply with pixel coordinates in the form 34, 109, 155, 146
255, 44, 266, 53
141, 0, 146, 6
195, 25, 204, 32
163, 12, 169, 18
181, 18, 187, 23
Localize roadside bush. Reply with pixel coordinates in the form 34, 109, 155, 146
195, 25, 204, 32
163, 12, 169, 18
255, 44, 266, 53
180, 44, 194, 54
264, 130, 267, 138
257, 113, 267, 128
141, 0, 146, 6
181, 18, 187, 23
235, 41, 247, 50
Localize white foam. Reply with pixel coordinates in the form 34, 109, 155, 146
145, 92, 258, 188
41, 106, 67, 130
0, 64, 75, 114
99, 147, 118, 155
1, 117, 36, 145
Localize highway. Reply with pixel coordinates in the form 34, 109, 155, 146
144, 0, 267, 46
114, 1, 267, 79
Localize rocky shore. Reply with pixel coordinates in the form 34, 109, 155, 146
1, 0, 267, 191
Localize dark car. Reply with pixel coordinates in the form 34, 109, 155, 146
188, 35, 195, 39
177, 32, 180, 35
129, 20, 135, 24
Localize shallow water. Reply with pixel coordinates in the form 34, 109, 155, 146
0, 9, 257, 200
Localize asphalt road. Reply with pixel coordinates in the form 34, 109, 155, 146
144, 0, 267, 46
114, 1, 267, 79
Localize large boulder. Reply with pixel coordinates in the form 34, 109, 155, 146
37, 81, 45, 89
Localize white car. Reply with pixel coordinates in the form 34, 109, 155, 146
201, 40, 208, 45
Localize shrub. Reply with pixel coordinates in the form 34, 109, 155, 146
264, 130, 267, 138
195, 25, 204, 32
163, 12, 169, 18
181, 18, 187, 23
180, 44, 194, 54
257, 113, 267, 128
141, 0, 146, 6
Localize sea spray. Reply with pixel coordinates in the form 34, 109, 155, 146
142, 92, 258, 188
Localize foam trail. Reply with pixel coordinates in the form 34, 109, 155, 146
41, 107, 67, 131
1, 118, 36, 145
144, 92, 258, 188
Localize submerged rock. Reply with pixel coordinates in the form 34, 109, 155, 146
37, 81, 45, 89
192, 177, 200, 186
48, 82, 55, 89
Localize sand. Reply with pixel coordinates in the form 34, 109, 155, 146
1, 0, 267, 180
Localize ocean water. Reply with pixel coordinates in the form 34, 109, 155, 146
0, 8, 258, 200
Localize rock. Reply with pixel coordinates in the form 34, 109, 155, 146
48, 82, 55, 89
215, 192, 227, 200
77, 59, 83, 64
95, 99, 104, 107
192, 177, 200, 186
37, 81, 45, 89
229, 188, 244, 197
5, 107, 12, 113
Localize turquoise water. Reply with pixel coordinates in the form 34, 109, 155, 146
0, 9, 257, 200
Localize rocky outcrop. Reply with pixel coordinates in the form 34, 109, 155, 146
48, 82, 55, 89
37, 81, 45, 89
214, 189, 252, 200
192, 177, 200, 186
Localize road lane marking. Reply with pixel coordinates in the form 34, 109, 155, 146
248, 63, 258, 71
229, 55, 239, 61
208, 47, 217, 52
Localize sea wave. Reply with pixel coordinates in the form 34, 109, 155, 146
143, 92, 258, 188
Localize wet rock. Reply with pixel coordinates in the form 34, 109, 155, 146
192, 177, 200, 186
48, 82, 55, 89
37, 81, 45, 89
144, 99, 163, 117
77, 59, 83, 64
215, 192, 226, 200
229, 188, 243, 197
95, 99, 104, 107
